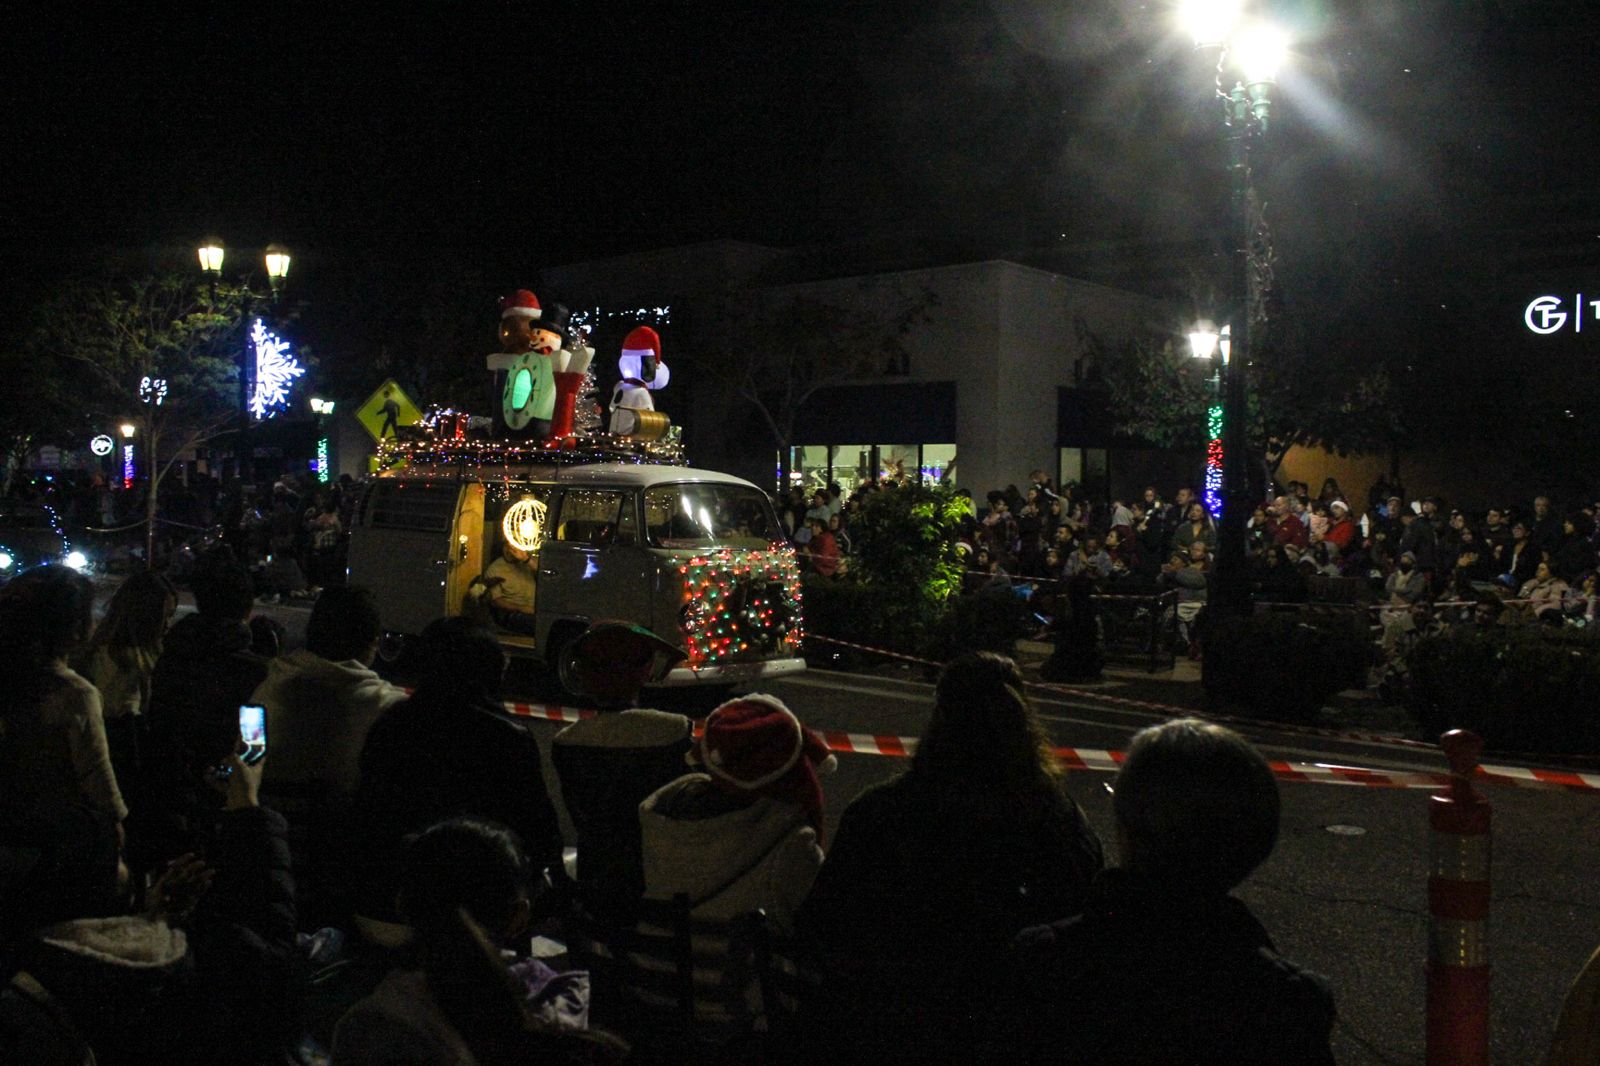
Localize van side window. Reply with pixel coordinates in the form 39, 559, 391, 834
553, 489, 630, 547
364, 482, 457, 534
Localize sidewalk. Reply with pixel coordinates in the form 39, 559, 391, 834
1010, 638, 1421, 739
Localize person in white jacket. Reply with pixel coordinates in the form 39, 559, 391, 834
638, 694, 833, 934
251, 586, 406, 804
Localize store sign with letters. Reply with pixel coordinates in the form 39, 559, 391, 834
1525, 294, 1600, 335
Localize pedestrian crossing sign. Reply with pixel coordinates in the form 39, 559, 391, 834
355, 379, 422, 443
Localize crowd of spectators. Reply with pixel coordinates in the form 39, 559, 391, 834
0, 542, 1384, 1063
779, 467, 1600, 663
8, 468, 357, 600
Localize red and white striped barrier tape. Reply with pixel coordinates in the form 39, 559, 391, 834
488, 692, 1600, 793
502, 701, 594, 724
801, 633, 1600, 769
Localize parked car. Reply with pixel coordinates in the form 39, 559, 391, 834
0, 500, 90, 582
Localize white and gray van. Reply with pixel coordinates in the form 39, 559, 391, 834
347, 461, 806, 687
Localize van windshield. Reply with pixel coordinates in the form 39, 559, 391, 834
644, 484, 782, 550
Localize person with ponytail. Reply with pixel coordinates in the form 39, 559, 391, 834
332, 817, 626, 1066
795, 651, 1102, 1062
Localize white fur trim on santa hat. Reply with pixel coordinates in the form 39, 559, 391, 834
701, 693, 806, 792
501, 305, 542, 319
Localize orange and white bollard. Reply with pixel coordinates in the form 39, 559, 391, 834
1426, 729, 1491, 1066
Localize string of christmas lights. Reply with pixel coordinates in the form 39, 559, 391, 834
677, 547, 803, 668
376, 427, 684, 472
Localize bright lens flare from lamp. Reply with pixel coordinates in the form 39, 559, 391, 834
1179, 0, 1241, 47
65, 551, 88, 571
1234, 23, 1288, 83
0, 552, 12, 570
1188, 327, 1221, 359
502, 496, 548, 553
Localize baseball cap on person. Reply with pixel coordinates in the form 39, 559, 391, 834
693, 694, 836, 840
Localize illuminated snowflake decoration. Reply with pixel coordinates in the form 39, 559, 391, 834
249, 318, 304, 420
138, 376, 168, 406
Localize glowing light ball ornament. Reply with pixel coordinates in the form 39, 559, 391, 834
502, 496, 549, 554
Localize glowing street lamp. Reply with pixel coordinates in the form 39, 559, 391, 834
1176, 5, 1289, 617
196, 237, 296, 483
264, 244, 292, 295
197, 237, 225, 277
1187, 323, 1221, 361
1179, 0, 1242, 49
119, 423, 137, 439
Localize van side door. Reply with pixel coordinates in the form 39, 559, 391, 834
535, 487, 653, 639
347, 480, 461, 635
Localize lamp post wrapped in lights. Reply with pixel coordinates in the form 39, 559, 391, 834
1178, 0, 1286, 619
196, 237, 293, 484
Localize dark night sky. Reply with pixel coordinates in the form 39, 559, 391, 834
4, 1, 1600, 351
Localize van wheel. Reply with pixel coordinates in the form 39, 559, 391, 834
543, 621, 590, 700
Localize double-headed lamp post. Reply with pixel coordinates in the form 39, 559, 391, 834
197, 237, 292, 484
1179, 0, 1287, 620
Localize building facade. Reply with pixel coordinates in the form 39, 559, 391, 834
541, 241, 1190, 499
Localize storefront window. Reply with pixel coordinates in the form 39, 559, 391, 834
920, 444, 956, 486
788, 446, 829, 494
830, 444, 872, 495
1059, 448, 1084, 491
876, 444, 919, 486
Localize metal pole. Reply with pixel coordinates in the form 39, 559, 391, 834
238, 295, 251, 487
1215, 84, 1255, 621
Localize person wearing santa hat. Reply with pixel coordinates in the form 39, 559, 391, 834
637, 694, 831, 934
607, 325, 670, 436
487, 289, 557, 438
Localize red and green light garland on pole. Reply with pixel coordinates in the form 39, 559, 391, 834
1204, 402, 1224, 519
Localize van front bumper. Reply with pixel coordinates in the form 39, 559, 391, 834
656, 656, 807, 687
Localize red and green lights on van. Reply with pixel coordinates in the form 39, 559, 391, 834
677, 547, 803, 668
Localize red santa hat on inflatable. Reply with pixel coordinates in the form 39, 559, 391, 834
500, 289, 542, 320
618, 325, 670, 389
692, 694, 836, 842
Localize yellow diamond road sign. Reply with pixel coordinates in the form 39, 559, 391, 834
355, 379, 423, 443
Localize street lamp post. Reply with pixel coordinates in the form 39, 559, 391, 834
1180, 1, 1286, 620
197, 238, 292, 486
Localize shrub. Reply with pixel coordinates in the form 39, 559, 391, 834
1405, 625, 1600, 755
1202, 610, 1373, 723
921, 587, 1033, 664
799, 574, 885, 667
846, 484, 969, 639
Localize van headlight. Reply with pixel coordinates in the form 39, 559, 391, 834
64, 551, 89, 571
0, 552, 12, 570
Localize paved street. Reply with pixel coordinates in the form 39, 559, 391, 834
540, 666, 1597, 1066
223, 593, 1598, 1063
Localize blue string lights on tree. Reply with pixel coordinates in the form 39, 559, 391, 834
248, 319, 304, 419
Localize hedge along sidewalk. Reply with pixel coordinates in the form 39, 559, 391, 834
801, 632, 1600, 771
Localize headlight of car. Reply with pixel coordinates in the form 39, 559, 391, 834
64, 551, 89, 571
0, 552, 12, 570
